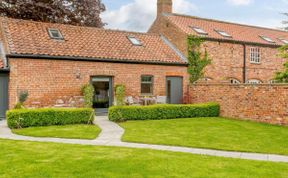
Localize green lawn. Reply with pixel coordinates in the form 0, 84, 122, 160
12, 124, 101, 140
0, 139, 288, 178
119, 117, 288, 155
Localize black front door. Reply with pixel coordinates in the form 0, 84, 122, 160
91, 77, 113, 109
0, 73, 8, 120
166, 77, 183, 104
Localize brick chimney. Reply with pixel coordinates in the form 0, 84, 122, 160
157, 0, 172, 16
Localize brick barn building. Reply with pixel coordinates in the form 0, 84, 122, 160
0, 18, 189, 118
0, 0, 287, 119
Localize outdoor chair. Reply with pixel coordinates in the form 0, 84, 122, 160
126, 96, 141, 106
156, 96, 167, 104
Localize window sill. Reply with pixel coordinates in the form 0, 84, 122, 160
250, 62, 261, 65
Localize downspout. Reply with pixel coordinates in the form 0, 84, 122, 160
243, 44, 247, 83
0, 42, 7, 68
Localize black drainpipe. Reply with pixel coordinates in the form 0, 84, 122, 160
243, 44, 247, 83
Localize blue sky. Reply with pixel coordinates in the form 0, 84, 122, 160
101, 0, 288, 32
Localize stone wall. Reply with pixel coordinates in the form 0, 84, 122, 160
189, 83, 288, 125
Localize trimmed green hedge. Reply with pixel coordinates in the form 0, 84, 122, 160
7, 108, 95, 129
108, 103, 220, 122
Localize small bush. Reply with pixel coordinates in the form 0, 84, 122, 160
81, 84, 95, 108
7, 108, 95, 129
14, 103, 24, 109
19, 90, 29, 103
14, 90, 29, 109
115, 84, 126, 106
108, 103, 220, 122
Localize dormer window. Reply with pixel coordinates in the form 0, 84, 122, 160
191, 27, 208, 35
279, 38, 288, 44
128, 36, 142, 46
48, 28, 64, 40
259, 36, 275, 43
215, 29, 232, 38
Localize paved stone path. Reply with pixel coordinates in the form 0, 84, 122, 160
1, 117, 288, 163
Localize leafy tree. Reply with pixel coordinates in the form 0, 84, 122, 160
274, 45, 288, 83
0, 0, 106, 27
187, 36, 212, 84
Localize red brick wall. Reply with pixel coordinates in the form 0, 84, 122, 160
149, 16, 286, 83
202, 42, 286, 83
8, 58, 189, 108
157, 0, 172, 16
189, 84, 288, 125
149, 16, 188, 56
0, 60, 3, 68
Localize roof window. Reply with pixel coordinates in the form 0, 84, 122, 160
259, 36, 275, 43
191, 27, 208, 35
48, 28, 64, 40
279, 38, 288, 44
215, 29, 232, 38
128, 36, 142, 46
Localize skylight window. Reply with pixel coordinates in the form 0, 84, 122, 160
279, 38, 288, 44
259, 36, 275, 43
215, 29, 232, 38
128, 36, 142, 46
48, 28, 63, 40
191, 27, 208, 35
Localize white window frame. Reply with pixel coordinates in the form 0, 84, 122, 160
247, 79, 262, 84
141, 75, 153, 95
278, 38, 288, 44
250, 47, 260, 64
215, 29, 232, 38
127, 36, 142, 46
191, 27, 208, 35
259, 36, 275, 43
48, 28, 64, 40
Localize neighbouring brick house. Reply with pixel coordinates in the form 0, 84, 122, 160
150, 0, 288, 84
0, 17, 189, 118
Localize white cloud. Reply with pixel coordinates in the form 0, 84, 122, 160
226, 0, 253, 6
101, 0, 197, 32
282, 0, 288, 4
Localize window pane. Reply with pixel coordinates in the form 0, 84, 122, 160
141, 76, 153, 94
48, 28, 63, 39
128, 36, 142, 46
191, 27, 208, 35
141, 76, 152, 83
141, 83, 152, 94
250, 47, 260, 63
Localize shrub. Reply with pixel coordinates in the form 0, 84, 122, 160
19, 90, 29, 103
7, 108, 95, 129
14, 103, 24, 110
14, 90, 29, 109
115, 84, 126, 106
108, 103, 220, 122
81, 84, 95, 108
